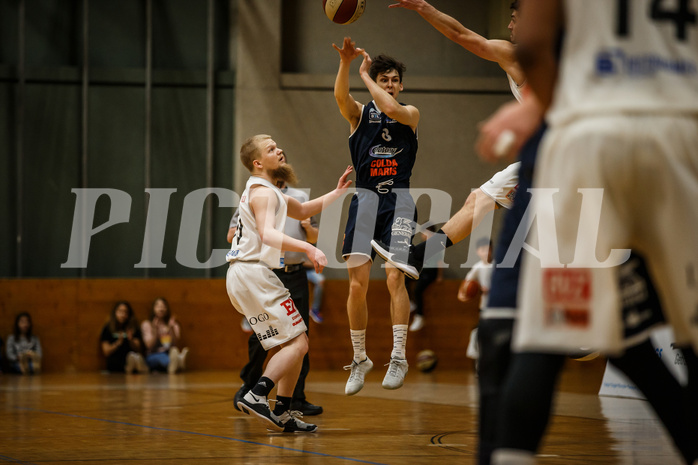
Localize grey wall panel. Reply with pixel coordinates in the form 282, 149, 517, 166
0, 82, 15, 277
152, 0, 208, 70
86, 85, 146, 276
1, 0, 19, 65
149, 86, 208, 277
211, 87, 234, 278
21, 83, 82, 277
89, 0, 146, 69
25, 0, 82, 67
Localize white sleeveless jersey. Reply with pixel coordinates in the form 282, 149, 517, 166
507, 73, 525, 103
548, 0, 698, 126
226, 176, 287, 269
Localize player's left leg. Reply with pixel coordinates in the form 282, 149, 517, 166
277, 268, 323, 415
344, 258, 374, 396
477, 317, 517, 465
372, 184, 498, 280
442, 188, 498, 244
491, 352, 566, 465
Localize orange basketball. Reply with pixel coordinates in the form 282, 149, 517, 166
322, 0, 366, 25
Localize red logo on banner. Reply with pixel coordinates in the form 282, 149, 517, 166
543, 269, 592, 328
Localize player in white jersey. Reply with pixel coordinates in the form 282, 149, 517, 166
375, 0, 524, 282
480, 1, 698, 463
227, 134, 352, 433
516, 0, 698, 359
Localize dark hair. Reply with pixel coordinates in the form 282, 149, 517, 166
510, 1, 520, 11
108, 300, 139, 333
150, 297, 171, 324
13, 312, 33, 339
369, 54, 406, 83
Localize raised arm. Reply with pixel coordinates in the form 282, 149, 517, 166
333, 37, 364, 130
515, 0, 562, 111
389, 0, 524, 84
358, 52, 420, 130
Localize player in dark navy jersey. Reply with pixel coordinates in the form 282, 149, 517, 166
333, 37, 420, 394
347, 101, 417, 190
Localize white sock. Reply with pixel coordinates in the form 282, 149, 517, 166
350, 329, 367, 363
390, 324, 408, 360
491, 449, 535, 465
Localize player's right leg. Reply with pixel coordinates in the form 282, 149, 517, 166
344, 258, 374, 395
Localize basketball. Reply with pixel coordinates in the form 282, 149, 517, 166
323, 0, 366, 25
416, 349, 438, 373
465, 280, 481, 300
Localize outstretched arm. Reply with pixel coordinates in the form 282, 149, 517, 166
389, 0, 524, 84
287, 165, 353, 220
333, 37, 364, 130
475, 1, 561, 162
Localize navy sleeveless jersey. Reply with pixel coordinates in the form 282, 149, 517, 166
348, 101, 418, 193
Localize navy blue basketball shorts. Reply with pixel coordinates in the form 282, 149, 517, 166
342, 189, 417, 261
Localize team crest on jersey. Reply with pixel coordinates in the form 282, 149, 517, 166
226, 250, 239, 261
506, 185, 519, 203
369, 145, 403, 158
369, 108, 382, 123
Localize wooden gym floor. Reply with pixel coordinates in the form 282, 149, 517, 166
0, 366, 684, 465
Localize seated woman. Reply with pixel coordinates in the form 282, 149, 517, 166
100, 301, 148, 374
141, 297, 189, 374
6, 312, 42, 375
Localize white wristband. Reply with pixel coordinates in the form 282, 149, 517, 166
493, 129, 516, 158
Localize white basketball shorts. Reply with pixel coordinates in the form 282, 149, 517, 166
515, 114, 698, 355
226, 261, 307, 350
479, 161, 521, 210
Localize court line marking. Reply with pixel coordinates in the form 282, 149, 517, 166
0, 454, 39, 464
15, 407, 388, 465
